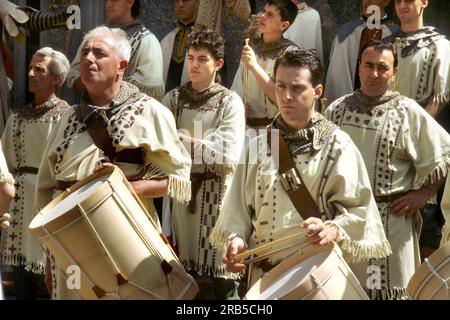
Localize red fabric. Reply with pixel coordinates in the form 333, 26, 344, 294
1, 42, 14, 79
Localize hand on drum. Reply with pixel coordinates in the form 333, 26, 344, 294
223, 237, 247, 273
301, 217, 338, 246
94, 161, 115, 173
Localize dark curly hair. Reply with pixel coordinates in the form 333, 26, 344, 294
274, 47, 324, 87
266, 0, 298, 29
360, 39, 398, 69
187, 30, 225, 61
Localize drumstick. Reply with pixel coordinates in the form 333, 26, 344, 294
241, 240, 311, 265
243, 38, 250, 107
232, 230, 305, 262
1, 213, 11, 229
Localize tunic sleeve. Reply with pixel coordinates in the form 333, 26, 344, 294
125, 33, 165, 101
192, 93, 246, 175
322, 133, 392, 263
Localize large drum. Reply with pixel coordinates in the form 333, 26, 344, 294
29, 166, 198, 300
245, 242, 369, 300
407, 242, 449, 300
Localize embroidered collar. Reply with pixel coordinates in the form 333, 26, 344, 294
345, 89, 402, 114
272, 113, 337, 155
107, 19, 145, 36
176, 20, 195, 30
178, 82, 231, 111
77, 81, 143, 121
392, 26, 446, 57
18, 97, 66, 120
250, 36, 295, 60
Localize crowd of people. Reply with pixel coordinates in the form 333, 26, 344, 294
0, 0, 449, 300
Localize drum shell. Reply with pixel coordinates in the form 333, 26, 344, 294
29, 167, 198, 300
407, 242, 450, 300
245, 242, 369, 300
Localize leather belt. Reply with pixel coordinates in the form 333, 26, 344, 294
246, 117, 273, 128
375, 192, 407, 203
11, 166, 39, 175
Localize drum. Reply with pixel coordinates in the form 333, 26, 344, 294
407, 241, 449, 300
29, 166, 198, 300
245, 242, 369, 300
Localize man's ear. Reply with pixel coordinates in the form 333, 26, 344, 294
215, 58, 224, 71
280, 21, 290, 32
314, 84, 323, 99
118, 59, 129, 74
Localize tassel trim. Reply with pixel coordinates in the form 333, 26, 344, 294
0, 172, 15, 185
364, 287, 409, 300
441, 223, 450, 247
181, 260, 244, 280
2, 253, 45, 274
209, 228, 241, 251
167, 174, 191, 204
127, 79, 164, 101
416, 160, 450, 188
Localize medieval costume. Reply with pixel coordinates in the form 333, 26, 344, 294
161, 82, 245, 282
325, 90, 450, 299
210, 113, 391, 288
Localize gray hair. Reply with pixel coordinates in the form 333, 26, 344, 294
81, 26, 131, 61
34, 47, 70, 87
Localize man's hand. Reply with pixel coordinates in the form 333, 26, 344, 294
241, 43, 257, 71
223, 237, 247, 273
425, 95, 447, 118
94, 161, 114, 173
390, 189, 429, 217
301, 217, 338, 246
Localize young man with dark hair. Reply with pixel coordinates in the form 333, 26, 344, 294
325, 40, 450, 299
231, 0, 298, 129
162, 30, 245, 300
213, 47, 390, 291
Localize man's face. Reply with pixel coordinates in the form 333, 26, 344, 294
105, 0, 133, 23
359, 47, 397, 97
187, 47, 222, 86
275, 65, 321, 127
258, 4, 289, 35
175, 0, 197, 24
28, 54, 58, 96
395, 0, 428, 24
80, 34, 125, 89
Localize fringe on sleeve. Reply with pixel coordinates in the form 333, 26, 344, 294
0, 172, 15, 185
416, 159, 450, 188
167, 174, 191, 204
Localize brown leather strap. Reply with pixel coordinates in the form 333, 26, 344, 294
268, 128, 321, 221
11, 166, 39, 175
246, 117, 273, 128
375, 192, 407, 203
55, 180, 77, 191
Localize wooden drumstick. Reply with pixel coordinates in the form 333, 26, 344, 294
232, 230, 305, 262
1, 213, 11, 229
243, 38, 250, 107
241, 241, 311, 265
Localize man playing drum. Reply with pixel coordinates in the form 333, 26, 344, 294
325, 40, 450, 299
34, 26, 192, 299
210, 47, 391, 293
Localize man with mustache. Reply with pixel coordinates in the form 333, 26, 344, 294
384, 0, 450, 259
67, 0, 165, 101
324, 0, 398, 103
1, 47, 70, 299
325, 40, 450, 299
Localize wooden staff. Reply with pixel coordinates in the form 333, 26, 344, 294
243, 38, 250, 107
394, 37, 401, 91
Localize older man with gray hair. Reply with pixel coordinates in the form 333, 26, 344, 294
34, 26, 191, 299
1, 46, 70, 299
